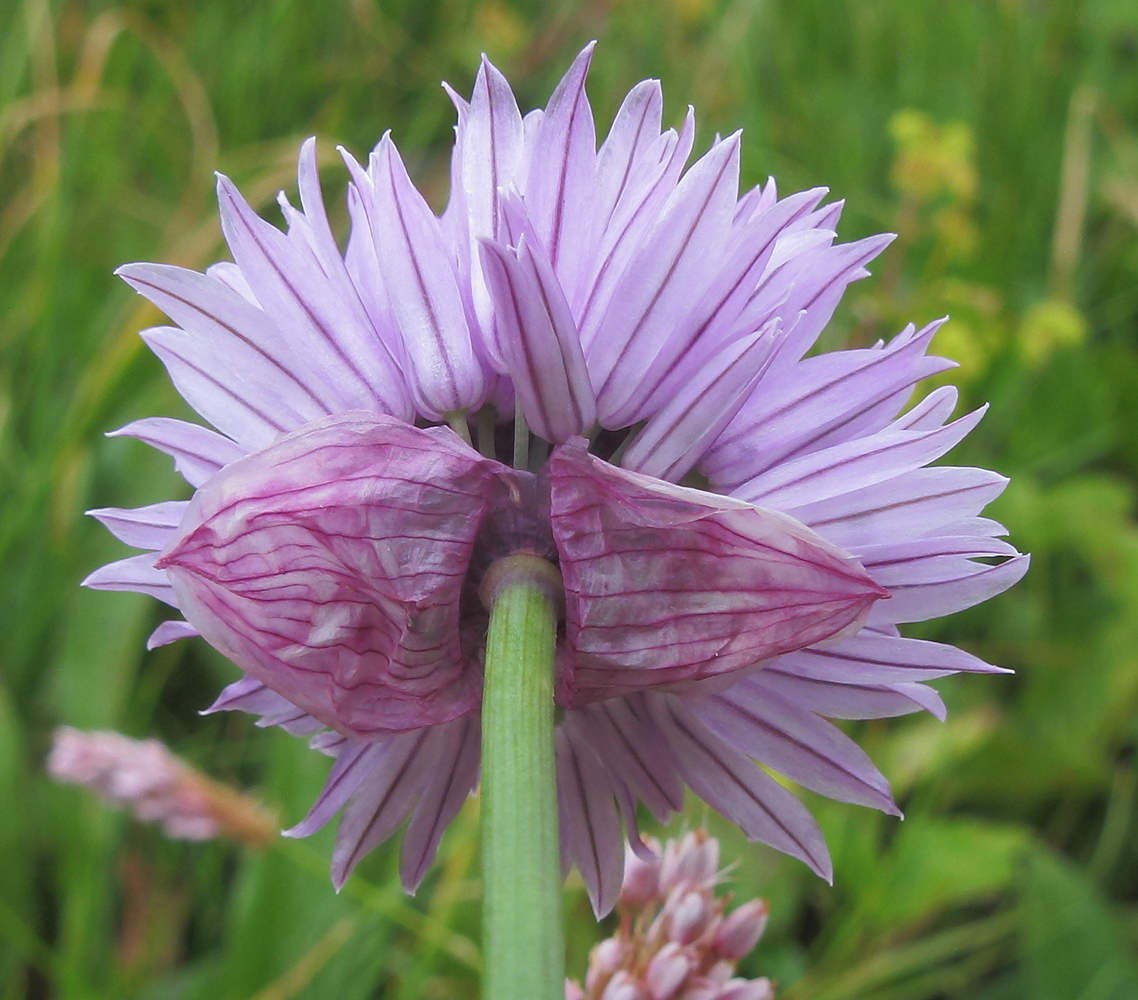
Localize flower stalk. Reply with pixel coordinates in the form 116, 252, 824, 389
480, 555, 565, 1000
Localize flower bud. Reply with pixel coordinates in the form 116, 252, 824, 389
566, 980, 587, 1000
645, 942, 693, 1000
587, 937, 626, 992
711, 899, 770, 961
712, 978, 774, 1000
666, 887, 713, 945
601, 970, 646, 1000
676, 978, 720, 1000
660, 830, 719, 894
621, 839, 662, 907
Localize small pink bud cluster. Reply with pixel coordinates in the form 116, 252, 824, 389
567, 831, 774, 1000
47, 727, 276, 846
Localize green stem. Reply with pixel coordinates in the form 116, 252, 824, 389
480, 558, 564, 1000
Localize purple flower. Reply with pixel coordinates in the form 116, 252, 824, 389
85, 46, 1027, 911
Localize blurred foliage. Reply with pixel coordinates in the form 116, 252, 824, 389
2, 0, 1138, 997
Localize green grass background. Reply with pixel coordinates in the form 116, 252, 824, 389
3, 0, 1138, 997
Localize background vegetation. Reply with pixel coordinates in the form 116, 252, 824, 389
2, 0, 1138, 997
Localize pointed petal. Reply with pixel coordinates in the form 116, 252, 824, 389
590, 79, 665, 248
692, 681, 900, 814
353, 137, 485, 417
706, 321, 955, 489
647, 694, 832, 880
329, 728, 438, 889
214, 175, 409, 417
88, 501, 187, 550
759, 667, 948, 719
550, 439, 888, 706
612, 186, 829, 426
83, 553, 177, 607
556, 715, 625, 916
587, 135, 742, 425
786, 465, 1010, 551
109, 417, 245, 487
140, 325, 318, 450
203, 675, 326, 735
524, 42, 598, 307
620, 322, 777, 482
147, 619, 199, 649
401, 713, 481, 891
478, 236, 595, 442
736, 407, 988, 511
570, 697, 684, 822
772, 631, 1009, 685
576, 108, 696, 336
159, 411, 507, 738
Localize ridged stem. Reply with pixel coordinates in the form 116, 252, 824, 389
480, 558, 564, 1000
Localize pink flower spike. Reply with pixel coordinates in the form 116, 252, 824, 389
549, 439, 889, 706
158, 410, 510, 738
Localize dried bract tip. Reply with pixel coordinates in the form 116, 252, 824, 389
47, 727, 276, 847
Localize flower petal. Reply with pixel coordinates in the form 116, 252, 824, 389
478, 236, 595, 442
772, 631, 1009, 685
141, 325, 319, 450
568, 696, 684, 822
646, 694, 832, 880
692, 680, 900, 814
109, 417, 245, 487
549, 439, 888, 706
215, 174, 409, 417
82, 553, 177, 607
346, 137, 485, 418
147, 619, 199, 649
556, 714, 625, 916
159, 411, 509, 738
524, 43, 598, 310
620, 321, 778, 482
400, 712, 481, 891
705, 320, 956, 489
88, 501, 187, 551
586, 134, 742, 425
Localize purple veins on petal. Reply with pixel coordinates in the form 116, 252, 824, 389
205, 674, 326, 735
158, 411, 509, 738
736, 405, 988, 512
88, 501, 187, 551
756, 666, 948, 721
82, 553, 178, 607
575, 107, 696, 338
524, 42, 598, 309
586, 133, 742, 425
478, 235, 595, 443
556, 713, 626, 916
646, 693, 833, 882
690, 680, 900, 815
108, 417, 245, 488
619, 320, 778, 482
139, 325, 317, 451
345, 136, 485, 420
772, 630, 1010, 686
549, 438, 888, 707
214, 174, 408, 418
705, 320, 956, 490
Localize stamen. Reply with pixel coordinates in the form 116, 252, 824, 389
477, 405, 498, 460
513, 399, 530, 470
444, 409, 473, 446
